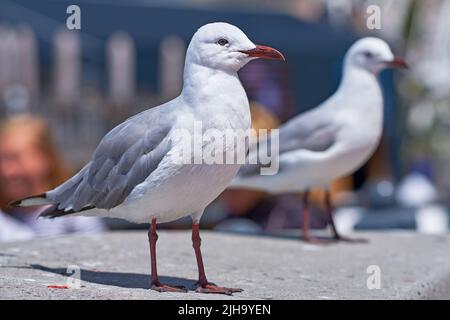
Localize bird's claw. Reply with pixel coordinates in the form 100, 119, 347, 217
301, 235, 335, 245
151, 282, 188, 293
301, 233, 369, 244
335, 235, 369, 244
196, 283, 243, 295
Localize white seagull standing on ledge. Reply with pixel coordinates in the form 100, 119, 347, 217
11, 22, 285, 294
230, 37, 407, 243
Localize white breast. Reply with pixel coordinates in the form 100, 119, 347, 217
109, 78, 251, 224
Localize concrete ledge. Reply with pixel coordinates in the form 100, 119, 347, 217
1, 231, 450, 299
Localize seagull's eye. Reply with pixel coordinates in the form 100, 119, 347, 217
363, 51, 374, 58
217, 38, 229, 46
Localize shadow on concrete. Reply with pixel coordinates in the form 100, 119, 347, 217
25, 264, 198, 290
214, 229, 370, 245
0, 253, 16, 257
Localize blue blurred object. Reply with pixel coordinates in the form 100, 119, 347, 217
214, 218, 263, 235
354, 208, 416, 230
360, 179, 396, 209
0, 0, 355, 114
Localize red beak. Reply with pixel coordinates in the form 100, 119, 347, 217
240, 45, 285, 61
386, 57, 409, 69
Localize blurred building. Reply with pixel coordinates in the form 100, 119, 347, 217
1, 0, 448, 207
0, 0, 357, 165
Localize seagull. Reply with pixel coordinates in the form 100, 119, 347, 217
230, 37, 407, 243
11, 22, 285, 294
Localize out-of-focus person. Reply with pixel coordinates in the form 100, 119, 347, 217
0, 115, 105, 242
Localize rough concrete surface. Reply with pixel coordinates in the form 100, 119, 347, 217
1, 230, 449, 299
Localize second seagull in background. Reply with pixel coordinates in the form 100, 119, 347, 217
230, 37, 408, 243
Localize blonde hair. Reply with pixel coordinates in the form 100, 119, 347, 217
0, 115, 70, 208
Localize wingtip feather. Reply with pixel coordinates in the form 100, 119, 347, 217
8, 193, 49, 208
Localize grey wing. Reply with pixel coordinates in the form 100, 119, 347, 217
238, 106, 340, 177
278, 106, 340, 153
49, 105, 174, 212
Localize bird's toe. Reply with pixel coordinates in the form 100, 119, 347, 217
151, 283, 188, 293
195, 283, 243, 295
335, 235, 369, 244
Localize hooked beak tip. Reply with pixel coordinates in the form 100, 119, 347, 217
240, 45, 285, 61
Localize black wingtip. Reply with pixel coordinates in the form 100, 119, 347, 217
8, 193, 47, 208
39, 204, 96, 219
8, 199, 22, 208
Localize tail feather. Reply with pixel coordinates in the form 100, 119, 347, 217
38, 204, 62, 218
39, 205, 95, 218
9, 193, 50, 207
9, 194, 95, 219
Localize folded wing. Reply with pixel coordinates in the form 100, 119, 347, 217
45, 105, 175, 214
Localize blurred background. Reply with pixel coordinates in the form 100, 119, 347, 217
0, 0, 449, 242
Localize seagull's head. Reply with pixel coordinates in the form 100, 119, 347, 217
186, 22, 285, 72
345, 37, 408, 74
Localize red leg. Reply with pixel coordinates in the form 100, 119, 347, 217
325, 191, 368, 243
192, 223, 242, 295
148, 219, 187, 293
301, 191, 311, 240
301, 191, 334, 244
324, 191, 340, 239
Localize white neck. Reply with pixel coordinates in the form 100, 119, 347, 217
181, 62, 243, 106
332, 62, 384, 133
179, 61, 250, 131
339, 62, 381, 95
